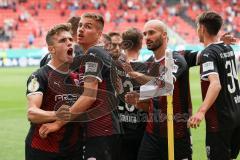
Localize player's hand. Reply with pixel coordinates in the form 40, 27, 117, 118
39, 121, 63, 139
220, 32, 237, 45
121, 61, 134, 74
125, 91, 139, 106
187, 111, 205, 129
56, 105, 71, 121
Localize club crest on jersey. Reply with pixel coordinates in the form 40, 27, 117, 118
85, 62, 98, 73
28, 77, 40, 92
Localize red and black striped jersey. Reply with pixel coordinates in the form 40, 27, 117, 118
26, 64, 82, 154
72, 46, 122, 138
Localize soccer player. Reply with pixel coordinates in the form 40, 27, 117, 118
115, 27, 148, 160
26, 23, 82, 160
39, 13, 122, 160
108, 31, 123, 60
188, 11, 240, 160
99, 33, 112, 51
125, 20, 196, 160
40, 16, 83, 67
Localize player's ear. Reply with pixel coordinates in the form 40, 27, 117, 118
162, 31, 168, 40
48, 46, 55, 54
201, 25, 205, 34
97, 31, 102, 38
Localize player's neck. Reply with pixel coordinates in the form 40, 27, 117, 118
49, 60, 69, 72
81, 41, 99, 54
204, 35, 219, 47
125, 49, 139, 61
154, 45, 166, 60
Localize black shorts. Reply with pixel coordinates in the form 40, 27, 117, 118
119, 133, 144, 160
206, 126, 240, 160
138, 132, 192, 160
25, 144, 82, 160
84, 134, 121, 160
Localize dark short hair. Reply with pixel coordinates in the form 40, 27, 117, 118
46, 23, 72, 45
67, 16, 81, 36
81, 13, 104, 30
122, 27, 143, 50
102, 33, 111, 42
108, 32, 121, 38
196, 11, 223, 36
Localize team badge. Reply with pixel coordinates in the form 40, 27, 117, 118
28, 77, 40, 92
85, 62, 98, 73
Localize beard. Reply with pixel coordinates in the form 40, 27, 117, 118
146, 36, 163, 51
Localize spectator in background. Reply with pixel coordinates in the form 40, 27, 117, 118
28, 33, 35, 46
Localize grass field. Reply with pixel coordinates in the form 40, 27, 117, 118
0, 67, 239, 160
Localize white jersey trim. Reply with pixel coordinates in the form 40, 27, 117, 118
201, 72, 219, 81
27, 92, 43, 97
83, 75, 102, 83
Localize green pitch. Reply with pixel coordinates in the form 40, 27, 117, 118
0, 67, 239, 160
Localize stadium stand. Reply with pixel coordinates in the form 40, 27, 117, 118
0, 0, 239, 49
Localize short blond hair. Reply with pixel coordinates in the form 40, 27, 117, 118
81, 13, 104, 30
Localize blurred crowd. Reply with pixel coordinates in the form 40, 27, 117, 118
0, 0, 239, 48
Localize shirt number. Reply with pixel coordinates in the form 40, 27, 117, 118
226, 60, 238, 93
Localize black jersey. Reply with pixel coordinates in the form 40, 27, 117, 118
116, 60, 148, 135
26, 64, 82, 154
200, 42, 240, 131
145, 52, 193, 138
178, 50, 199, 115
71, 46, 122, 138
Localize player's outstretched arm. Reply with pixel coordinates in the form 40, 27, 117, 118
188, 74, 221, 128
27, 94, 57, 124
121, 61, 154, 85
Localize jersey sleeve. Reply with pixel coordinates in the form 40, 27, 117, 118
26, 71, 47, 96
200, 49, 219, 80
182, 50, 200, 67
83, 50, 104, 82
172, 52, 187, 80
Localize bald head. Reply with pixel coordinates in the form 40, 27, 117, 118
143, 20, 168, 51
144, 20, 167, 33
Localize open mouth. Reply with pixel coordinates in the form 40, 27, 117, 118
78, 34, 84, 38
67, 48, 73, 56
